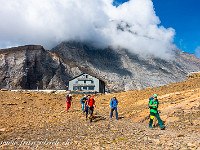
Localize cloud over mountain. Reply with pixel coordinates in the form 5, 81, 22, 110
0, 0, 175, 59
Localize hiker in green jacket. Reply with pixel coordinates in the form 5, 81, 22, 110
149, 94, 165, 130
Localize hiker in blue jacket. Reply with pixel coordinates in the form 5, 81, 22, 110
81, 95, 87, 112
110, 96, 118, 119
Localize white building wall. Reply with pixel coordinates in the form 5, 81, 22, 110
69, 74, 100, 92
69, 78, 76, 91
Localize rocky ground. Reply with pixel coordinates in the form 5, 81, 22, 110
0, 78, 200, 149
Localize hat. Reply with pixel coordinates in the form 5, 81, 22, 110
69, 94, 72, 96
113, 95, 116, 98
153, 94, 157, 97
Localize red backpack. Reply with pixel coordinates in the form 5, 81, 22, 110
88, 98, 95, 107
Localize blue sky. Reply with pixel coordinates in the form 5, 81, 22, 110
114, 0, 200, 55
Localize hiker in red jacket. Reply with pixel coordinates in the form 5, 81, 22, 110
88, 95, 96, 122
66, 94, 72, 111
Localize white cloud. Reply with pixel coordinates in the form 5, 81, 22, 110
0, 0, 176, 59
195, 46, 200, 59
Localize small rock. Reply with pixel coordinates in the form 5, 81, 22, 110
187, 143, 195, 147
7, 103, 17, 105
175, 92, 181, 95
0, 128, 8, 132
167, 142, 174, 146
18, 107, 25, 110
166, 117, 179, 123
193, 120, 200, 126
153, 139, 161, 145
177, 134, 184, 137
0, 145, 7, 148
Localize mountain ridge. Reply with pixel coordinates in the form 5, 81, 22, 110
0, 42, 200, 91
51, 41, 200, 91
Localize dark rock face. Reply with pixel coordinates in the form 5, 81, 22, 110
0, 45, 80, 90
0, 42, 200, 91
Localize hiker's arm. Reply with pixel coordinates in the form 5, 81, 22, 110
110, 100, 113, 108
115, 99, 118, 105
149, 101, 157, 108
149, 104, 157, 107
149, 102, 158, 108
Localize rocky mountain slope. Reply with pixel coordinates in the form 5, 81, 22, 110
52, 41, 200, 91
0, 77, 199, 149
0, 45, 81, 90
0, 42, 200, 91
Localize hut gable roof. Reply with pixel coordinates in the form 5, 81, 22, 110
69, 73, 105, 83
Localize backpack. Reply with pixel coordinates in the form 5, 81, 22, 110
81, 97, 86, 103
88, 98, 95, 107
149, 97, 159, 110
110, 98, 118, 108
110, 99, 113, 107
149, 97, 154, 109
66, 95, 71, 103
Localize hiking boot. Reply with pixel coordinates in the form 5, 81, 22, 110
160, 126, 165, 130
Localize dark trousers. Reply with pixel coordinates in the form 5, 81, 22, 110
89, 106, 94, 115
110, 107, 118, 119
85, 106, 89, 118
149, 112, 163, 128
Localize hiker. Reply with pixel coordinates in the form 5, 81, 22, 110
85, 95, 90, 121
66, 94, 72, 112
110, 96, 118, 119
149, 94, 165, 130
88, 95, 96, 122
149, 96, 157, 127
81, 95, 87, 112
